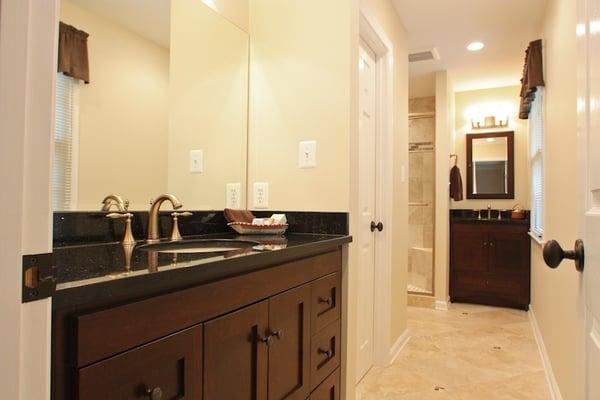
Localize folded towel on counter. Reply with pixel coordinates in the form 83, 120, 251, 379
224, 208, 255, 223
449, 165, 464, 201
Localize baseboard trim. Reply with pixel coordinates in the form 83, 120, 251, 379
389, 329, 410, 364
528, 306, 563, 400
435, 297, 450, 311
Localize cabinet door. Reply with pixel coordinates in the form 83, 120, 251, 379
488, 229, 530, 273
77, 325, 202, 400
450, 225, 488, 272
268, 284, 311, 400
204, 301, 269, 400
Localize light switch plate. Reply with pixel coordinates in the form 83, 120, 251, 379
299, 140, 317, 168
190, 150, 203, 173
253, 182, 269, 209
226, 183, 242, 209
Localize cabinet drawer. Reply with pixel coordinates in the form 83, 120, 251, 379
311, 273, 341, 334
310, 320, 341, 390
77, 325, 202, 400
310, 368, 340, 400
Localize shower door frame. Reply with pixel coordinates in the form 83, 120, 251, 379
407, 112, 436, 297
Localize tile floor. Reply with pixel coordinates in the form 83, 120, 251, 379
357, 303, 551, 400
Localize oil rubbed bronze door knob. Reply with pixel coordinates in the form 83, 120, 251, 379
543, 239, 585, 272
370, 221, 383, 232
145, 387, 163, 400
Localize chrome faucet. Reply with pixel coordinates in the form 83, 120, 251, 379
101, 194, 129, 212
487, 204, 492, 220
147, 194, 182, 243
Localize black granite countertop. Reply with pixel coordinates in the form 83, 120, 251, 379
450, 209, 530, 226
53, 232, 351, 310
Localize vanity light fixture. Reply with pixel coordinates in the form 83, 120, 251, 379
471, 115, 510, 130
467, 41, 485, 51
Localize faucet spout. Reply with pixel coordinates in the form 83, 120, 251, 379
147, 194, 183, 243
101, 194, 128, 212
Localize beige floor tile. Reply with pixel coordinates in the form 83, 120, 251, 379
356, 304, 551, 400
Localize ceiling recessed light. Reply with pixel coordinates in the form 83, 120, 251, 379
467, 42, 485, 52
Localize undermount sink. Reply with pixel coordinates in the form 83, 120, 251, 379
139, 239, 259, 254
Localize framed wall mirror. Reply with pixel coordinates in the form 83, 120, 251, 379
53, 0, 249, 212
466, 131, 515, 199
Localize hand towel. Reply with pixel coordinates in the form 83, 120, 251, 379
449, 165, 464, 201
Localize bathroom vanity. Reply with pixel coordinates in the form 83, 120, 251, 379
50, 212, 350, 400
449, 210, 531, 310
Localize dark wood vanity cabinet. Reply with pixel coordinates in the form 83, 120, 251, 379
55, 250, 343, 400
450, 222, 530, 310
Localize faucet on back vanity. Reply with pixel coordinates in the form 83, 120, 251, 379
147, 194, 183, 243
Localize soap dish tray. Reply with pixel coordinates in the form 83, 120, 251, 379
228, 222, 288, 235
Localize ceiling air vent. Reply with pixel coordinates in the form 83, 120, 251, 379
408, 48, 440, 63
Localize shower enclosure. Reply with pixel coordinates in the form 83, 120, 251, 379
408, 99, 435, 296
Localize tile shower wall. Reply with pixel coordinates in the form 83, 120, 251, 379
408, 97, 435, 294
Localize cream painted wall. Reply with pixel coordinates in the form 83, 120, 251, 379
453, 85, 529, 210
530, 0, 579, 398
248, 0, 352, 212
61, 1, 169, 210
360, 0, 410, 356
168, 0, 248, 209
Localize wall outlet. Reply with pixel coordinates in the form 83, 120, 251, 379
298, 140, 317, 168
253, 182, 269, 209
226, 183, 242, 209
190, 150, 203, 173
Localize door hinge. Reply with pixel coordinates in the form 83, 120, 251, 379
22, 253, 56, 303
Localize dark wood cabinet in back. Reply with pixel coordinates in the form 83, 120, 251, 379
450, 222, 531, 310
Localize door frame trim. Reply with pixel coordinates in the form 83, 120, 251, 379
359, 9, 395, 368
0, 0, 57, 398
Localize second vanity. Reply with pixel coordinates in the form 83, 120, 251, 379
51, 211, 351, 400
449, 209, 531, 310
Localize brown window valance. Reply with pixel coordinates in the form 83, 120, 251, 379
58, 22, 90, 84
519, 39, 544, 119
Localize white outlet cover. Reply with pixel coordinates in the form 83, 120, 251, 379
190, 150, 203, 173
299, 140, 317, 168
226, 183, 242, 209
253, 182, 269, 209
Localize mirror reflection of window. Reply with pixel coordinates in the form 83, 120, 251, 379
54, 0, 250, 211
471, 137, 508, 194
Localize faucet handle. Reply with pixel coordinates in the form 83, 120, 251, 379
171, 211, 193, 218
106, 213, 135, 245
170, 212, 192, 241
106, 212, 133, 219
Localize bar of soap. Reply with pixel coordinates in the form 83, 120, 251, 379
252, 218, 275, 226
271, 214, 287, 225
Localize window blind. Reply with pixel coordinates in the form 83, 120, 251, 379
529, 87, 544, 237
53, 73, 79, 211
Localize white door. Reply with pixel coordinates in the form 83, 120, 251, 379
578, 1, 600, 398
356, 41, 377, 383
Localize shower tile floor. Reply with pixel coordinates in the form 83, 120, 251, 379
357, 304, 551, 399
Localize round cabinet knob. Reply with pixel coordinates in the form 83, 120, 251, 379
271, 330, 284, 340
543, 239, 585, 272
146, 387, 163, 400
318, 348, 333, 359
318, 296, 333, 306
